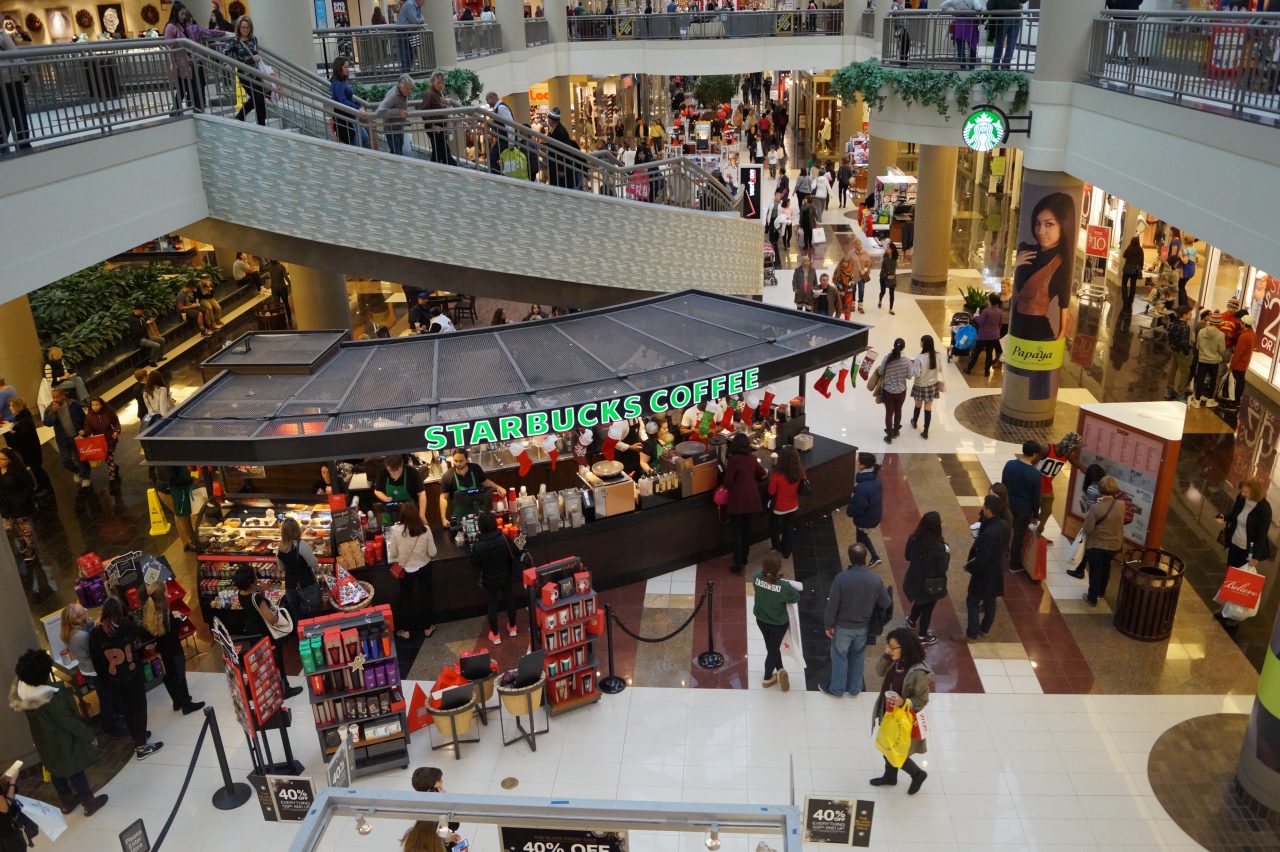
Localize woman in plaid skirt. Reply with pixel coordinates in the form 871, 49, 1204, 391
909, 336, 943, 440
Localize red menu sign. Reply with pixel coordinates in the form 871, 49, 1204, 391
1085, 225, 1109, 258
243, 637, 284, 725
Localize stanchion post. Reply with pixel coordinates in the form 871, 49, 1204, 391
206, 706, 253, 810
599, 603, 626, 694
697, 580, 725, 669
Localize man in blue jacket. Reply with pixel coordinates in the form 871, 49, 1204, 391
820, 544, 891, 698
43, 387, 89, 487
1001, 441, 1041, 574
847, 452, 883, 567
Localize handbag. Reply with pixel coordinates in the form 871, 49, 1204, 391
936, 379, 946, 394
288, 583, 323, 618
74, 434, 109, 462
8, 797, 39, 846
389, 562, 406, 580
713, 485, 730, 507
922, 575, 947, 598
798, 478, 813, 497
866, 368, 882, 394
266, 604, 294, 641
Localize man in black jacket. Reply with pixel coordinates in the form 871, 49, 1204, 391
131, 304, 165, 367
963, 496, 1011, 641
986, 0, 1026, 69
407, 292, 433, 333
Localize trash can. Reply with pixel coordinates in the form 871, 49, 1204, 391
1112, 548, 1184, 641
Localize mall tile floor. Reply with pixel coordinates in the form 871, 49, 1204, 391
10, 167, 1279, 850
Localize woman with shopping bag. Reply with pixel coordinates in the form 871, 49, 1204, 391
78, 397, 121, 486
870, 628, 932, 795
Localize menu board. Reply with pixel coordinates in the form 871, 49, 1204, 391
330, 508, 365, 569
1071, 415, 1163, 545
243, 637, 284, 725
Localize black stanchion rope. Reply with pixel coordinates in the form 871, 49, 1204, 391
151, 715, 211, 851
609, 589, 709, 644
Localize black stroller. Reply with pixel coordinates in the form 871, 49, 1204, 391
947, 312, 977, 362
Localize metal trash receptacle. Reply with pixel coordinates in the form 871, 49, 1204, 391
1113, 548, 1185, 641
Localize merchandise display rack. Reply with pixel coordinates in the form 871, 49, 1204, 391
297, 604, 410, 777
528, 557, 600, 717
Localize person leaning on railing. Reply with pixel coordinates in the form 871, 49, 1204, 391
419, 70, 458, 165
0, 29, 33, 155
329, 56, 369, 148
377, 74, 415, 156
163, 1, 226, 113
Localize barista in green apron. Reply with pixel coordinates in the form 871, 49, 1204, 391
439, 448, 501, 523
374, 455, 426, 527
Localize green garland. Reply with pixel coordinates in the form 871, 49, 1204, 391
831, 61, 1030, 120
352, 68, 484, 106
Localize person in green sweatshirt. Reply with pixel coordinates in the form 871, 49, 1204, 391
753, 551, 800, 691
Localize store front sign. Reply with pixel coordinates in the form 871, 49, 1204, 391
422, 368, 761, 451
1004, 335, 1065, 371
961, 105, 1008, 153
498, 826, 628, 852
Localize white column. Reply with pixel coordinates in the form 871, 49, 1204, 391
496, 0, 526, 53
425, 0, 458, 66
910, 144, 958, 292
191, 0, 318, 72
0, 296, 45, 408
0, 540, 41, 766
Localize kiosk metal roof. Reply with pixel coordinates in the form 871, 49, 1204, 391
141, 290, 870, 465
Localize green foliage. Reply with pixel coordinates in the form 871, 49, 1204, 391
958, 284, 991, 314
351, 67, 484, 107
30, 262, 220, 365
830, 60, 1030, 120
691, 75, 737, 108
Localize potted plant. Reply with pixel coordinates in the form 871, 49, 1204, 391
958, 284, 990, 314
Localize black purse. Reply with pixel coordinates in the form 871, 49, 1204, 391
798, 478, 813, 497
9, 798, 39, 847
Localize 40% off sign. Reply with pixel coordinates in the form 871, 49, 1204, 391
499, 827, 629, 852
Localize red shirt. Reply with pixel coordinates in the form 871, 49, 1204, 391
1037, 446, 1068, 495
768, 471, 802, 513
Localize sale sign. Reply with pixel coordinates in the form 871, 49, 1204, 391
1086, 225, 1110, 258
1218, 566, 1266, 609
1254, 274, 1280, 358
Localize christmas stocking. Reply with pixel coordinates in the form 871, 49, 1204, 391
509, 442, 533, 477
813, 367, 836, 399
740, 394, 757, 426
759, 389, 776, 416
541, 434, 559, 470
719, 404, 736, 431
836, 361, 851, 393
602, 422, 627, 460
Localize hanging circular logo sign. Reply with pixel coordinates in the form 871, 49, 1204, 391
962, 105, 1009, 152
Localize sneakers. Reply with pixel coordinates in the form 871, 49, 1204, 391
905, 616, 917, 630
83, 794, 109, 816
1188, 397, 1201, 408
1008, 564, 1026, 574
919, 633, 937, 646
762, 674, 778, 688
1205, 399, 1218, 408
135, 742, 164, 760
817, 683, 842, 698
869, 557, 882, 568
777, 669, 790, 692
507, 624, 518, 638
488, 631, 502, 645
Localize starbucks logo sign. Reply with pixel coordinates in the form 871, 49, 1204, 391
962, 105, 1008, 152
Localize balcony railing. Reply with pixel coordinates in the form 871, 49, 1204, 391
525, 18, 551, 47
455, 21, 504, 59
566, 9, 843, 42
1086, 10, 1280, 125
882, 9, 1038, 72
312, 25, 436, 82
859, 10, 875, 39
0, 39, 739, 215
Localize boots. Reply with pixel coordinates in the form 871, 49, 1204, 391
870, 768, 898, 787
922, 410, 932, 440
83, 794, 109, 816
910, 406, 921, 429
58, 795, 78, 815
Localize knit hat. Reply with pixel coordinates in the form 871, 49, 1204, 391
1208, 312, 1223, 325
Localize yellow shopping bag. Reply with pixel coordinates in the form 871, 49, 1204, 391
874, 699, 915, 768
234, 74, 246, 113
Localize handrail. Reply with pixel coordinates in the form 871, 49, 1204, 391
454, 20, 504, 59
311, 24, 436, 82
0, 38, 738, 213
525, 18, 551, 47
1085, 10, 1280, 125
882, 8, 1038, 72
208, 35, 330, 97
566, 9, 843, 41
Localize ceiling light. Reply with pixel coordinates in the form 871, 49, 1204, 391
706, 824, 721, 851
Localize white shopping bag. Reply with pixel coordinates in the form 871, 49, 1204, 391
1066, 529, 1086, 565
16, 795, 67, 841
783, 599, 806, 674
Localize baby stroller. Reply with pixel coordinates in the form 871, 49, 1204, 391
763, 240, 777, 287
947, 312, 976, 362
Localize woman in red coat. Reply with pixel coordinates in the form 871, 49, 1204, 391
80, 397, 122, 485
723, 432, 766, 574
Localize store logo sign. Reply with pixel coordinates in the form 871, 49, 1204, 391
962, 105, 1008, 152
422, 368, 761, 451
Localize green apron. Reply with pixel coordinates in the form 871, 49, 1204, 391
382, 473, 411, 526
447, 467, 480, 521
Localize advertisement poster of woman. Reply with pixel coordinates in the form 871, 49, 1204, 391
1007, 187, 1079, 373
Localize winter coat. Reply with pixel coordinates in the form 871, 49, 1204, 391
89, 619, 146, 690
1231, 328, 1256, 371
965, 514, 1009, 598
792, 266, 817, 307
82, 407, 122, 449
1082, 495, 1125, 553
1223, 493, 1274, 561
470, 529, 519, 588
6, 408, 42, 470
722, 452, 766, 516
0, 465, 35, 519
9, 681, 97, 777
163, 19, 223, 78
871, 657, 932, 756
42, 397, 85, 452
903, 533, 949, 604
846, 469, 883, 528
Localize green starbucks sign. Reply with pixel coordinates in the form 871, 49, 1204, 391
962, 105, 1009, 153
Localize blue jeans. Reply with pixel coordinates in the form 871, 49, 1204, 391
828, 626, 867, 696
991, 20, 1019, 68
386, 132, 405, 156
854, 278, 866, 303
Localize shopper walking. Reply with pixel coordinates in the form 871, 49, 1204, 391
819, 543, 889, 698
42, 388, 89, 487
264, 259, 293, 327
962, 495, 1010, 640
812, 166, 831, 222
723, 432, 767, 574
4, 400, 49, 496
142, 583, 204, 714
395, 0, 425, 71
410, 767, 461, 847
1120, 236, 1144, 307
469, 512, 521, 645
226, 15, 267, 126
154, 465, 198, 551
1190, 310, 1226, 408
792, 255, 817, 312
233, 566, 304, 698
869, 628, 931, 794
0, 29, 33, 154
837, 159, 853, 208
387, 502, 439, 642
873, 338, 911, 443
903, 512, 949, 645
89, 597, 164, 760
851, 241, 872, 314
798, 196, 817, 256
1228, 315, 1255, 406
9, 649, 109, 816
877, 241, 899, 314
329, 57, 367, 148
277, 518, 323, 620
1001, 440, 1041, 574
163, 3, 223, 113
61, 604, 124, 735
0, 448, 49, 601
907, 335, 943, 439
967, 294, 1004, 376
753, 551, 799, 691
421, 71, 461, 166
1166, 304, 1194, 400
1071, 476, 1125, 606
1217, 476, 1273, 570
847, 452, 884, 567
767, 446, 805, 558
80, 397, 122, 486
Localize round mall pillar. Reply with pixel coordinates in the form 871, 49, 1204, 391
867, 134, 898, 185
0, 540, 41, 767
424, 0, 458, 65
1238, 610, 1280, 816
999, 169, 1084, 426
191, 0, 317, 72
910, 144, 957, 294
289, 265, 351, 331
0, 296, 46, 407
